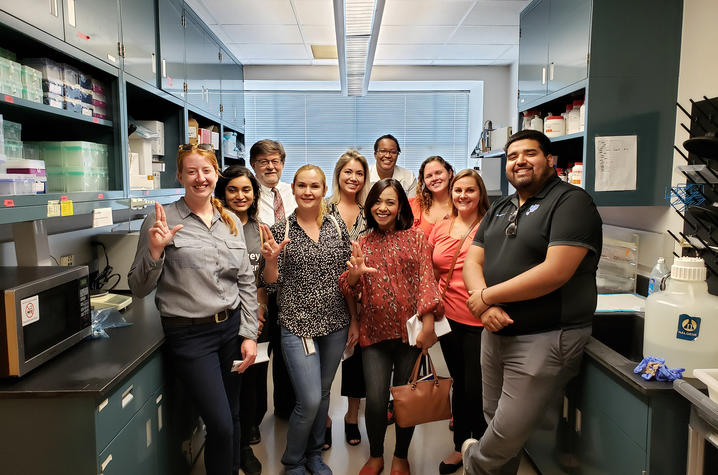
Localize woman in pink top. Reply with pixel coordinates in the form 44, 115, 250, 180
427, 169, 490, 474
409, 156, 454, 237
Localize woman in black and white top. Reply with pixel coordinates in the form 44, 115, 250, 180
261, 164, 357, 475
215, 165, 267, 475
325, 149, 369, 448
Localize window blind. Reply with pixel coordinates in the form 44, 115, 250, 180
244, 91, 469, 189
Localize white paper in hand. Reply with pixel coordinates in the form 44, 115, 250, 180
406, 314, 451, 346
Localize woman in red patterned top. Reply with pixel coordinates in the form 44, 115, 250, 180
339, 178, 444, 475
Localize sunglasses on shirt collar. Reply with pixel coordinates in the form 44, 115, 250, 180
505, 208, 518, 238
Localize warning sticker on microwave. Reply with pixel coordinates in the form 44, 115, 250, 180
20, 295, 40, 327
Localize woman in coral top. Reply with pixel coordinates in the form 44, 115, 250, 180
427, 169, 490, 474
409, 156, 455, 236
339, 178, 444, 475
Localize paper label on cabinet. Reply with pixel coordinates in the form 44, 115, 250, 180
92, 207, 113, 228
594, 135, 637, 191
47, 200, 61, 217
20, 295, 40, 326
60, 200, 74, 216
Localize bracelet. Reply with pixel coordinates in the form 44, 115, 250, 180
480, 288, 489, 307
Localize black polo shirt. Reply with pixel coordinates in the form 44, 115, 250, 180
473, 175, 602, 336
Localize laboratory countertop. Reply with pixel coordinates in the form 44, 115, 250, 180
586, 337, 705, 396
0, 294, 164, 400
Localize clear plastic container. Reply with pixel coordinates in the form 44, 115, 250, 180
46, 169, 64, 192
6, 158, 45, 175
61, 141, 95, 170
61, 64, 80, 88
22, 87, 43, 103
0, 173, 34, 195
648, 257, 670, 295
42, 92, 64, 109
4, 140, 23, 160
21, 65, 42, 90
3, 120, 21, 141
64, 171, 94, 192
0, 58, 22, 90
23, 58, 63, 83
644, 257, 718, 374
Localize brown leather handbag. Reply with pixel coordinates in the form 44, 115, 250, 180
390, 353, 453, 428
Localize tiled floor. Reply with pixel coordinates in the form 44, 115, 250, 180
191, 344, 540, 475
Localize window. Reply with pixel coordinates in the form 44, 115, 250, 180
244, 91, 469, 189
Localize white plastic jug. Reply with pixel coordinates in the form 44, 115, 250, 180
643, 257, 718, 374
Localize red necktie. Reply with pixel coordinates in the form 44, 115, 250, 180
273, 187, 285, 222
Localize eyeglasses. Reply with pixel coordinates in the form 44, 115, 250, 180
376, 149, 399, 157
256, 159, 282, 168
505, 209, 518, 238
179, 143, 213, 151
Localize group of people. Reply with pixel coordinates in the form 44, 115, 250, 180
128, 129, 603, 475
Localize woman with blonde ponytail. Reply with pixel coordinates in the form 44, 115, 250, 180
260, 164, 357, 475
128, 144, 258, 475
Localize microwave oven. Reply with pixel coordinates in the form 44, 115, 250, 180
0, 266, 91, 377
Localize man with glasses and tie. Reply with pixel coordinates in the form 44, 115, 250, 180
368, 134, 418, 196
460, 129, 602, 475
249, 139, 297, 422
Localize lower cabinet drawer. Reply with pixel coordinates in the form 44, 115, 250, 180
97, 393, 158, 475
95, 352, 163, 453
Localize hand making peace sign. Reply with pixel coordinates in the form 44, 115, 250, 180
148, 202, 183, 260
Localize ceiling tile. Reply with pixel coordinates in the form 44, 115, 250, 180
234, 44, 312, 60
439, 44, 511, 60
450, 25, 519, 44
221, 24, 303, 43
378, 26, 455, 44
373, 59, 436, 66
432, 58, 497, 66
463, 1, 529, 26
302, 25, 336, 44
200, 0, 297, 24
382, 0, 475, 26
294, 0, 335, 26
374, 44, 443, 60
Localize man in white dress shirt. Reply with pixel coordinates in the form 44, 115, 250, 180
368, 134, 418, 197
250, 139, 297, 226
249, 139, 297, 421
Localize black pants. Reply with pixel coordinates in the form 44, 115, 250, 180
239, 360, 269, 446
163, 315, 241, 475
341, 345, 366, 398
439, 319, 486, 452
267, 293, 296, 417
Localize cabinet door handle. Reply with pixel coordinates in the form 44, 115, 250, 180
162, 59, 167, 77
50, 0, 59, 17
121, 384, 134, 408
145, 418, 152, 448
575, 408, 582, 434
151, 53, 156, 73
68, 0, 76, 27
100, 454, 112, 472
157, 393, 164, 431
541, 67, 546, 85
549, 62, 555, 81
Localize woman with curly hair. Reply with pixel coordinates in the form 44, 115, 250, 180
409, 156, 455, 237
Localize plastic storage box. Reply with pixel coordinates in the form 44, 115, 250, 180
4, 140, 23, 160
3, 120, 21, 141
0, 173, 34, 195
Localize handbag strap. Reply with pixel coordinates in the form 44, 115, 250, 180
441, 217, 481, 299
408, 353, 439, 386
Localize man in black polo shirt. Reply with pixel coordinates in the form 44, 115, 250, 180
461, 129, 602, 474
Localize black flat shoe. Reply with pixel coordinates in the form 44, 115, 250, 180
249, 425, 261, 445
240, 446, 262, 475
344, 419, 361, 446
439, 460, 462, 474
322, 425, 332, 451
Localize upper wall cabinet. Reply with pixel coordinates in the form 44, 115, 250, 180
62, 0, 121, 66
119, 0, 157, 86
518, 0, 590, 106
221, 48, 244, 131
518, 0, 549, 106
0, 0, 65, 39
158, 0, 185, 99
185, 11, 222, 119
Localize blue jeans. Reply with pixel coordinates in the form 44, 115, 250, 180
280, 326, 349, 470
162, 314, 241, 475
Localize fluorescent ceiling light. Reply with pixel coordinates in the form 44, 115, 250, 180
333, 0, 385, 96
